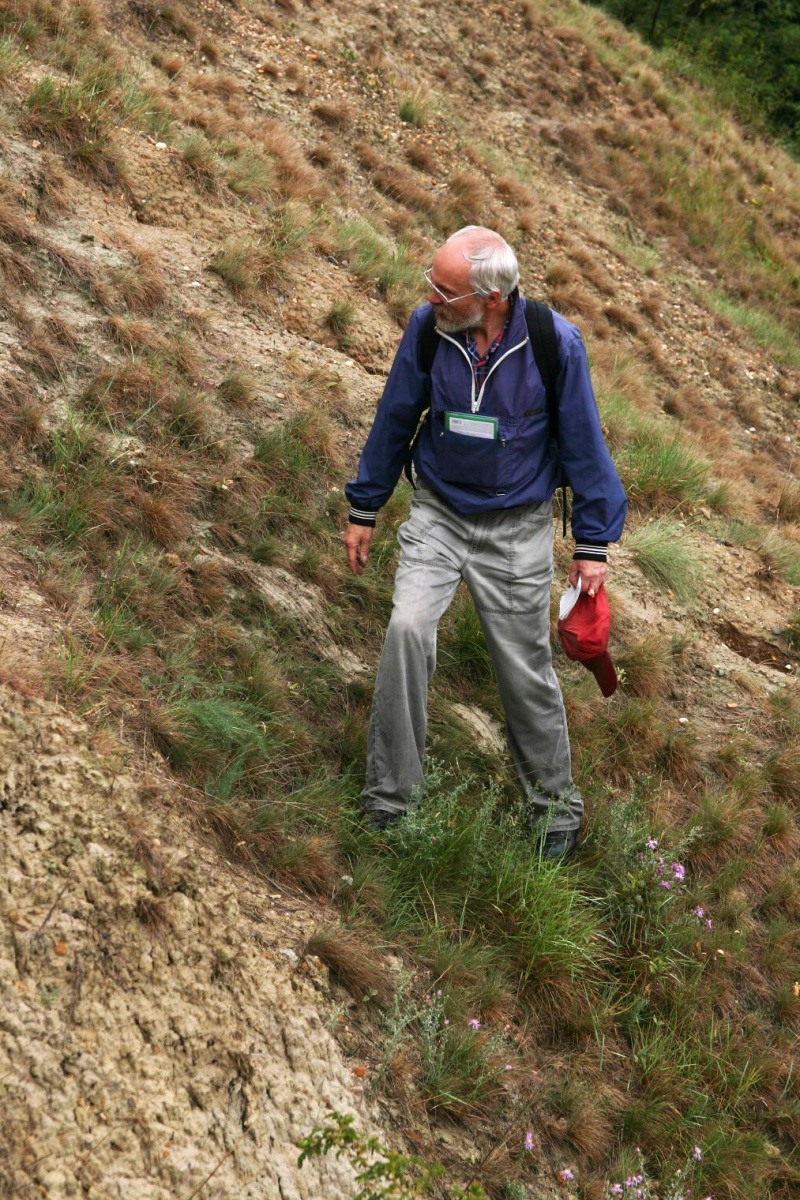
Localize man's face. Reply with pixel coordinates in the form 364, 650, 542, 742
426, 248, 485, 333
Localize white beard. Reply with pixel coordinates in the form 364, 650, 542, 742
434, 301, 484, 334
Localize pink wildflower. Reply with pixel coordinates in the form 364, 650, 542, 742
468, 1017, 481, 1031
524, 1131, 535, 1152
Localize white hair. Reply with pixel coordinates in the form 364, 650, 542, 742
447, 226, 519, 300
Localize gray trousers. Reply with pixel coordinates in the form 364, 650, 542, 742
362, 483, 583, 833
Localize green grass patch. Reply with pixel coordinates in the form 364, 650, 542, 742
620, 430, 711, 511
626, 517, 702, 599
336, 218, 420, 320
704, 289, 800, 369
397, 89, 431, 128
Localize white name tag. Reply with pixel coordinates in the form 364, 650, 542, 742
445, 412, 498, 440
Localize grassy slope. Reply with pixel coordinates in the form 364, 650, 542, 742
2, 0, 800, 1197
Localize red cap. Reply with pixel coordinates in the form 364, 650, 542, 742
581, 651, 618, 697
557, 588, 617, 697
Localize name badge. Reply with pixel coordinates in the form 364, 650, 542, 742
445, 412, 498, 440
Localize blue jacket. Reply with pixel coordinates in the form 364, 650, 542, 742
346, 294, 627, 554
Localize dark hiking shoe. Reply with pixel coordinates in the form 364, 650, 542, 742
366, 809, 402, 832
539, 827, 579, 862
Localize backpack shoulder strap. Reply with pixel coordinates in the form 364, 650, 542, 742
523, 300, 559, 434
524, 300, 569, 535
405, 308, 438, 488
418, 306, 439, 375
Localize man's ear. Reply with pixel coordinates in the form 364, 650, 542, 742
483, 290, 503, 309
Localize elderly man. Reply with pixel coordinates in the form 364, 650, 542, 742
344, 227, 626, 859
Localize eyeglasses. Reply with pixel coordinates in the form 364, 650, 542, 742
423, 268, 481, 306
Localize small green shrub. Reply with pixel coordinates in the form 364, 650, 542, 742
620, 430, 710, 511
325, 298, 356, 347
210, 204, 312, 297
626, 518, 702, 599
299, 1111, 490, 1199
218, 364, 258, 408
336, 218, 419, 320
417, 992, 506, 1116
227, 148, 273, 200
24, 75, 123, 184
398, 90, 430, 128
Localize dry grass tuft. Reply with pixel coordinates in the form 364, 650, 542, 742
405, 140, 438, 174
312, 101, 351, 128
305, 925, 391, 1004
107, 315, 167, 352
308, 141, 335, 168
544, 1077, 613, 1166
548, 282, 602, 323
765, 744, 800, 807
134, 893, 171, 931
81, 361, 171, 426
260, 119, 318, 199
133, 489, 192, 548
356, 141, 436, 217
638, 289, 665, 326
42, 315, 78, 349
778, 480, 800, 522
603, 304, 642, 335
198, 37, 220, 64
0, 375, 44, 445
130, 0, 198, 40
447, 170, 490, 228
152, 49, 184, 78
567, 246, 617, 296
113, 245, 170, 315
0, 243, 37, 288
495, 174, 537, 210
192, 70, 242, 102
0, 196, 37, 248
218, 364, 258, 408
615, 633, 672, 697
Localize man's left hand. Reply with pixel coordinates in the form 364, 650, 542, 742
569, 559, 607, 598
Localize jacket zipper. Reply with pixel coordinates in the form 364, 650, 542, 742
435, 330, 530, 414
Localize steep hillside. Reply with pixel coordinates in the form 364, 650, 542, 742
2, 1, 800, 1198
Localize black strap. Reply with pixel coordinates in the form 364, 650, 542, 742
407, 301, 569, 534
524, 301, 568, 536
404, 309, 439, 488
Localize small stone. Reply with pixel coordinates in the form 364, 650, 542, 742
155, 141, 168, 150
279, 948, 299, 964
678, 717, 689, 724
771, 626, 784, 636
712, 607, 720, 615
189, 281, 201, 288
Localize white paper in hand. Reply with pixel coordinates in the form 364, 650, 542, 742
559, 574, 582, 622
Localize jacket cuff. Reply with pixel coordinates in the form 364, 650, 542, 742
573, 542, 607, 563
348, 507, 377, 527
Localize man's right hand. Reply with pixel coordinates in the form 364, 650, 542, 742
345, 522, 375, 575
